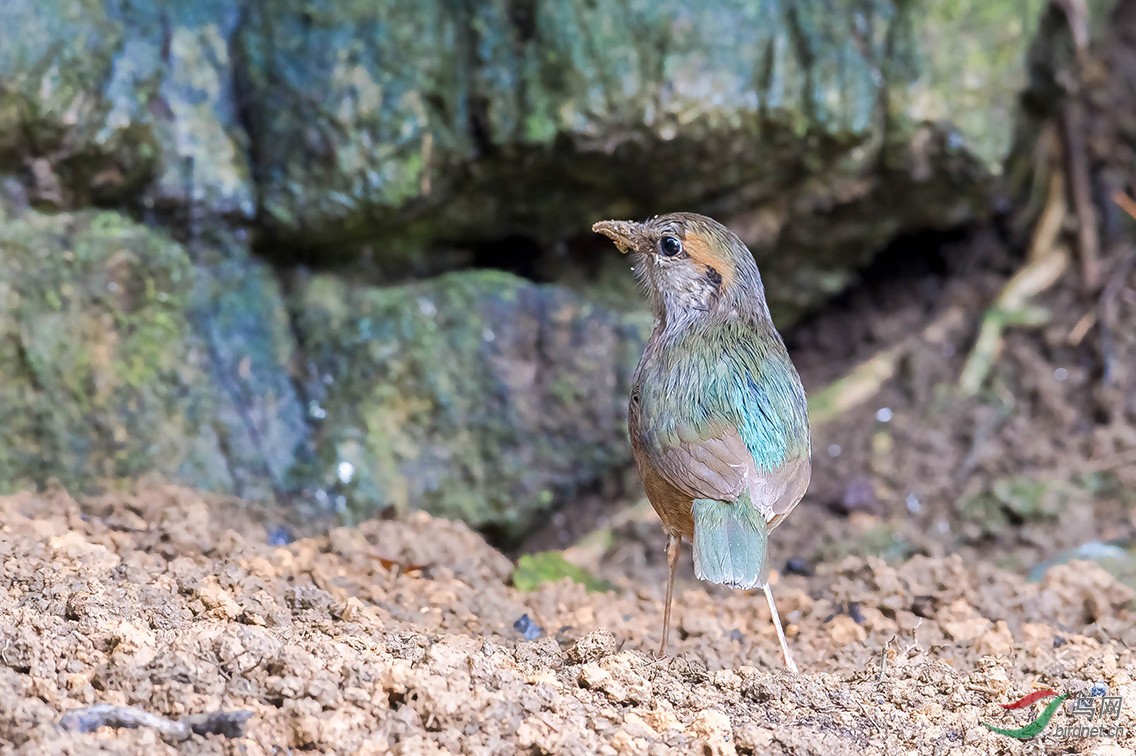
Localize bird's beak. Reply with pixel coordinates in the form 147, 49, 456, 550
592, 219, 641, 255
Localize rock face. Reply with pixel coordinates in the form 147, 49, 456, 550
0, 203, 645, 536
0, 0, 1065, 535
2, 0, 1044, 314
0, 205, 302, 501
0, 0, 252, 216
290, 270, 648, 535
0, 207, 230, 492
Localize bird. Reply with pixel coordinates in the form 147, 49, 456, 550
592, 212, 811, 671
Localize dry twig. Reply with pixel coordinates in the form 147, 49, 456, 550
1098, 192, 1136, 382
1054, 0, 1100, 290
59, 703, 252, 742
958, 169, 1070, 396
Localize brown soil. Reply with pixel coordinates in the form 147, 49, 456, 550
1, 481, 1134, 755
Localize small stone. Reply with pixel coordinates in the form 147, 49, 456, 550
942, 615, 992, 643
267, 525, 295, 545
784, 557, 813, 576
835, 476, 880, 515
513, 613, 543, 641
577, 662, 610, 689
828, 615, 867, 646
689, 708, 736, 756
567, 629, 616, 663
974, 620, 1014, 657
734, 722, 775, 751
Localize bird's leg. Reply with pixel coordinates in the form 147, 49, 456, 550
763, 583, 798, 673
659, 534, 681, 658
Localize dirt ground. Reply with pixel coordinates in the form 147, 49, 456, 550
0, 475, 1133, 755
7, 220, 1136, 755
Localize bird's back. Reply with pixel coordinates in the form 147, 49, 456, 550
629, 316, 810, 535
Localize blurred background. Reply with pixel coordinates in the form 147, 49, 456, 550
1, 0, 1134, 587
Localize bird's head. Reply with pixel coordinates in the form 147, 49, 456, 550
592, 212, 769, 326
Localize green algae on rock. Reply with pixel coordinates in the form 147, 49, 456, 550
3, 0, 1052, 319
289, 269, 649, 537
0, 208, 227, 490
0, 205, 301, 500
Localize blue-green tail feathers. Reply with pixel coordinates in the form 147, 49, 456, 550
691, 497, 769, 589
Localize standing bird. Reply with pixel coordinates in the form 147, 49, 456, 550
593, 212, 811, 671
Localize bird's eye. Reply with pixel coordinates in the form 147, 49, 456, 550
659, 236, 683, 257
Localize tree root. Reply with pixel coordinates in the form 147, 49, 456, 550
957, 169, 1070, 397
1055, 0, 1100, 291
807, 305, 967, 428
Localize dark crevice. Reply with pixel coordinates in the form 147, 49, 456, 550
506, 0, 537, 44
796, 223, 986, 330
470, 234, 544, 280
461, 0, 495, 158
229, 3, 265, 235
223, 4, 323, 507
783, 4, 817, 125
468, 95, 495, 159
784, 220, 1016, 391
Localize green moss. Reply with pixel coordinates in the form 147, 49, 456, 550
291, 268, 642, 537
957, 475, 1069, 538
818, 522, 913, 563
512, 551, 614, 593
0, 207, 233, 493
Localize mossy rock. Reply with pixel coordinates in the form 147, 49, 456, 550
0, 0, 251, 215
289, 268, 649, 538
0, 204, 302, 499
2, 0, 1062, 320
0, 207, 226, 489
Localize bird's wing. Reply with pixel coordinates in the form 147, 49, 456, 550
634, 319, 811, 525
652, 429, 750, 502
651, 428, 810, 526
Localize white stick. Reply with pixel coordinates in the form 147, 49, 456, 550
763, 583, 798, 673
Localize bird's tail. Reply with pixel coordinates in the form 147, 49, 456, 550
692, 495, 769, 589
